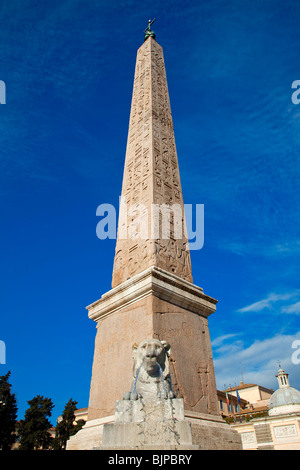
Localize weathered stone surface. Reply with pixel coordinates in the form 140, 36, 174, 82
101, 398, 199, 450
86, 268, 218, 420
87, 293, 154, 420
66, 416, 114, 450
101, 421, 197, 450
189, 421, 243, 450
112, 36, 193, 288
115, 398, 185, 423
66, 410, 243, 450
152, 293, 219, 416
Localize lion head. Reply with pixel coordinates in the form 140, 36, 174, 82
123, 339, 175, 400
132, 338, 171, 381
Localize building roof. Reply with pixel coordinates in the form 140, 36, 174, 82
268, 366, 300, 415
237, 404, 269, 414
269, 386, 300, 409
225, 383, 274, 394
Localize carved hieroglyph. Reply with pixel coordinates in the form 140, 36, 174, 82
112, 37, 193, 288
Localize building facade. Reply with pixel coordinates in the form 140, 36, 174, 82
231, 367, 300, 450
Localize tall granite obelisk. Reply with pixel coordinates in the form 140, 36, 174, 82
67, 22, 242, 450
111, 26, 193, 289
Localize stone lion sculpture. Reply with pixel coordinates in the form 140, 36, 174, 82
123, 338, 176, 400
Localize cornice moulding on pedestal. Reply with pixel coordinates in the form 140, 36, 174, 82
86, 266, 218, 322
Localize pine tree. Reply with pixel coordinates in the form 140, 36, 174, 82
52, 398, 85, 450
0, 372, 18, 450
18, 395, 54, 450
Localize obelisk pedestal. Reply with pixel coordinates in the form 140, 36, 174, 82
67, 268, 242, 450
87, 266, 219, 421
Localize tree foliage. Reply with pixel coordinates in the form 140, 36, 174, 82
18, 395, 54, 450
52, 398, 85, 450
0, 372, 18, 450
0, 372, 85, 450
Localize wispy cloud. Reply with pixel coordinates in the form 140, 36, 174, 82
282, 302, 300, 315
217, 240, 300, 259
213, 333, 300, 391
237, 291, 300, 313
274, 242, 300, 255
211, 333, 241, 347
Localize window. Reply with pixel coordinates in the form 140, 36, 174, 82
281, 376, 287, 386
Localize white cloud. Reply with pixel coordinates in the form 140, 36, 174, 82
211, 333, 241, 347
218, 240, 300, 258
237, 291, 300, 313
213, 333, 300, 392
282, 301, 300, 315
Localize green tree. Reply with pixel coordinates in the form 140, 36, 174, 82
52, 399, 85, 450
0, 372, 18, 450
18, 395, 54, 450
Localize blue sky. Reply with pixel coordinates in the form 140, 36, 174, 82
0, 0, 300, 424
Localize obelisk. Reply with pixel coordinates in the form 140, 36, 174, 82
86, 23, 219, 422
111, 24, 193, 289
66, 21, 243, 450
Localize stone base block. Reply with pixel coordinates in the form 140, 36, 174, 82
66, 416, 114, 450
101, 421, 199, 450
190, 422, 242, 450
186, 411, 243, 450
66, 405, 242, 450
101, 398, 199, 450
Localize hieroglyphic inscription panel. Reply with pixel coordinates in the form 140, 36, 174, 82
112, 37, 192, 288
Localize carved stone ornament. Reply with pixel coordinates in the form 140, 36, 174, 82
123, 338, 176, 401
